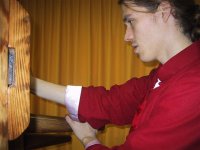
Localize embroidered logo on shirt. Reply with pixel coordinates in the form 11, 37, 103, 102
153, 79, 161, 89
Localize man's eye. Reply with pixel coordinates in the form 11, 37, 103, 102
128, 19, 134, 25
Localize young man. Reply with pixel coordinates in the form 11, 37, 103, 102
31, 0, 200, 149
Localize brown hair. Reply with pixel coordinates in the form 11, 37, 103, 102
118, 0, 200, 42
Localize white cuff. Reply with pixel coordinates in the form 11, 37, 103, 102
85, 139, 101, 149
65, 85, 82, 121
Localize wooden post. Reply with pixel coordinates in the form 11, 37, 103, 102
0, 0, 9, 149
0, 0, 30, 148
7, 0, 30, 140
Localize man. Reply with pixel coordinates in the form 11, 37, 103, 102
31, 0, 200, 149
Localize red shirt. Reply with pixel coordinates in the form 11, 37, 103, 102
78, 41, 200, 150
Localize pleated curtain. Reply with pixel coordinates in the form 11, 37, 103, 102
19, 0, 157, 149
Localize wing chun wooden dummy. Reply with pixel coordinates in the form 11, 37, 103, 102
0, 0, 30, 149
0, 0, 71, 149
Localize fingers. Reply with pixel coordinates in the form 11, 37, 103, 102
66, 115, 77, 133
65, 115, 99, 146
65, 115, 74, 126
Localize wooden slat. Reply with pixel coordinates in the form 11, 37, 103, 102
26, 114, 72, 133
24, 133, 71, 149
0, 0, 9, 149
9, 133, 71, 150
7, 0, 30, 140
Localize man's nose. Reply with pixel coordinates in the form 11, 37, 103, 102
124, 27, 134, 42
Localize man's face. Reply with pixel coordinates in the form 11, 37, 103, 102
122, 4, 166, 63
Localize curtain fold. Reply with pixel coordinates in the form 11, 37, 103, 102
19, 0, 157, 149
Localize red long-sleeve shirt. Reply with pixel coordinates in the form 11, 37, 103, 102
76, 41, 200, 150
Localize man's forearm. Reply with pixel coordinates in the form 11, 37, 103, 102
30, 76, 66, 105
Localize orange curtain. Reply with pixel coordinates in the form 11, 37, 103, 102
20, 0, 156, 149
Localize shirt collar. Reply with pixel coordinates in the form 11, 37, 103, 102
157, 40, 200, 82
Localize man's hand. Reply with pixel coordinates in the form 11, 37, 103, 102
66, 116, 98, 146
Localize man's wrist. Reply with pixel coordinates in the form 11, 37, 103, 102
81, 137, 101, 149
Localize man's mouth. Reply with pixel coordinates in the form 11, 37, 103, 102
132, 44, 139, 54
132, 44, 138, 49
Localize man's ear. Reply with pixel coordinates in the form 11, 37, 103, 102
157, 1, 172, 22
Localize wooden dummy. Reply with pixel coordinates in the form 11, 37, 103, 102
0, 0, 30, 148
0, 0, 71, 149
